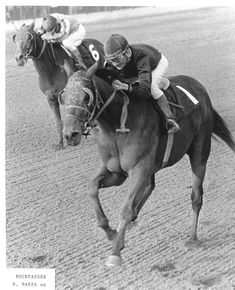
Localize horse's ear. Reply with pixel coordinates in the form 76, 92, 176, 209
63, 59, 76, 79
29, 20, 35, 30
20, 23, 25, 29
85, 62, 98, 79
58, 89, 65, 105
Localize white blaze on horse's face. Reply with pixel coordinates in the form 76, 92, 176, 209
13, 24, 34, 66
61, 74, 94, 146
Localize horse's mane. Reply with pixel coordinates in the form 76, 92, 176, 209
65, 67, 128, 106
22, 25, 69, 61
95, 68, 127, 85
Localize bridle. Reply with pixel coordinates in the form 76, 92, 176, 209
62, 84, 117, 136
14, 29, 47, 62
66, 105, 91, 124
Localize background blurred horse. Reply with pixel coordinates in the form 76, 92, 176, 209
13, 21, 104, 149
59, 62, 235, 266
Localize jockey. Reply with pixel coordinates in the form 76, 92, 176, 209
39, 13, 86, 69
104, 34, 180, 134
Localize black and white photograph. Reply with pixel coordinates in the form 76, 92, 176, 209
4, 1, 235, 289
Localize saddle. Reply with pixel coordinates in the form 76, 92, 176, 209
118, 77, 200, 133
160, 78, 199, 122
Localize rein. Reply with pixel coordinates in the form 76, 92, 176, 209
26, 31, 61, 66
26, 32, 46, 61
65, 87, 118, 136
48, 42, 62, 67
89, 89, 117, 126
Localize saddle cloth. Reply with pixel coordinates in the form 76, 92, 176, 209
162, 81, 200, 122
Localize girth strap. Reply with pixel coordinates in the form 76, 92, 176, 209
161, 133, 174, 168
116, 90, 130, 133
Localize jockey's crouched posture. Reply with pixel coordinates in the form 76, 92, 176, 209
104, 34, 180, 134
39, 13, 86, 69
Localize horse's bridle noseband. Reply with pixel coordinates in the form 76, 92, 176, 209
66, 105, 91, 123
14, 30, 47, 62
63, 85, 117, 136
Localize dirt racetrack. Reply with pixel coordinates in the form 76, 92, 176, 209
5, 6, 235, 290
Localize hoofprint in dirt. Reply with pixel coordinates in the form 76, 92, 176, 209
6, 6, 235, 290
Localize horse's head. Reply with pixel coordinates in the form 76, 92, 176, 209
13, 21, 37, 66
60, 63, 98, 146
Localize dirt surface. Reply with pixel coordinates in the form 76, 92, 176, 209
5, 7, 235, 290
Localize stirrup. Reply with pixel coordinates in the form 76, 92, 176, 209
166, 119, 180, 133
116, 126, 131, 133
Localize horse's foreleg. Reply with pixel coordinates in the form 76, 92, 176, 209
47, 95, 63, 150
88, 165, 126, 241
131, 174, 155, 222
106, 164, 154, 266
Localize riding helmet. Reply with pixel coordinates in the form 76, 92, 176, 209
104, 34, 129, 60
42, 15, 57, 32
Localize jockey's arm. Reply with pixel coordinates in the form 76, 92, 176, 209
129, 56, 152, 98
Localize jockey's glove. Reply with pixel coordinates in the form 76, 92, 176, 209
112, 80, 132, 93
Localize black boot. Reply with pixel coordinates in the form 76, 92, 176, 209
155, 93, 180, 133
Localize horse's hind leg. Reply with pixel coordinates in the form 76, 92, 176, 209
186, 135, 211, 247
88, 165, 127, 241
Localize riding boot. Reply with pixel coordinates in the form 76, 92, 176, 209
155, 93, 180, 133
71, 49, 87, 70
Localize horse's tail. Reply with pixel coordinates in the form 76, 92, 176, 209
213, 109, 235, 152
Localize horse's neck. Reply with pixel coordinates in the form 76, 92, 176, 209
32, 37, 64, 78
94, 76, 159, 133
94, 76, 127, 129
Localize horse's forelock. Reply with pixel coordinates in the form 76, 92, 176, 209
65, 83, 83, 105
65, 71, 93, 105
17, 24, 35, 38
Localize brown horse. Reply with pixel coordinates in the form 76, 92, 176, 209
13, 21, 104, 150
59, 63, 235, 266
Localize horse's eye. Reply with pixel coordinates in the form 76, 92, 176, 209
27, 34, 32, 41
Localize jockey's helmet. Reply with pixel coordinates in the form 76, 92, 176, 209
104, 34, 131, 70
42, 15, 57, 32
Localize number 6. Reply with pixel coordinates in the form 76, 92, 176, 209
89, 44, 100, 61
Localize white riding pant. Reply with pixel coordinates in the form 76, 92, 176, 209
151, 54, 169, 99
62, 24, 86, 52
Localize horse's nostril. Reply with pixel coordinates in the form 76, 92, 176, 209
71, 132, 79, 138
15, 55, 23, 61
64, 132, 78, 140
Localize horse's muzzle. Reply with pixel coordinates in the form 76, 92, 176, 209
15, 54, 26, 66
64, 131, 81, 146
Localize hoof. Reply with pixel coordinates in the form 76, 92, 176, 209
127, 220, 138, 231
185, 239, 203, 249
106, 255, 123, 267
52, 143, 64, 151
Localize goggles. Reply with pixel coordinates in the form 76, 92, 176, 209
105, 47, 128, 65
